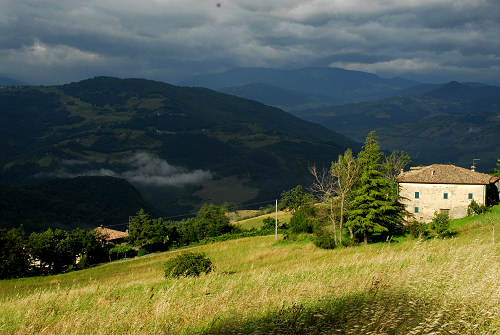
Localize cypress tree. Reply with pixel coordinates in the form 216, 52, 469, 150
346, 132, 404, 244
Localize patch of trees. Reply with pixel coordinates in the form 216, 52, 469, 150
0, 226, 108, 279
127, 204, 238, 252
283, 132, 410, 247
0, 203, 241, 279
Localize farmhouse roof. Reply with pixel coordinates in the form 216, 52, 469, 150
396, 164, 495, 185
94, 226, 129, 241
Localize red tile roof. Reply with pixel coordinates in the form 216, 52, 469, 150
396, 164, 495, 185
94, 226, 129, 241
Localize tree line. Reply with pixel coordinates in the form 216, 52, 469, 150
0, 227, 109, 279
0, 203, 248, 279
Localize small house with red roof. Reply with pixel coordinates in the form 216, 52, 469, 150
94, 226, 129, 244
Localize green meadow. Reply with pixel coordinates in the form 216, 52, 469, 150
0, 207, 498, 334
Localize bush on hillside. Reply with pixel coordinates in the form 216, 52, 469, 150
164, 252, 213, 278
261, 217, 287, 232
288, 205, 317, 234
430, 212, 453, 238
406, 220, 423, 238
313, 229, 336, 249
467, 200, 489, 216
137, 248, 149, 257
407, 212, 454, 239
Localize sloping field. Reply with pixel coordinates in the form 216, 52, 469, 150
0, 207, 499, 334
232, 210, 292, 230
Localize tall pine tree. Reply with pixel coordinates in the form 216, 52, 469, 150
345, 132, 404, 245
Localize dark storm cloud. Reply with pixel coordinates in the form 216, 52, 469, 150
0, 0, 499, 84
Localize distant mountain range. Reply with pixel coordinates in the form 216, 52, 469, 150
181, 67, 422, 108
295, 81, 500, 171
182, 67, 499, 171
0, 76, 356, 225
0, 76, 23, 86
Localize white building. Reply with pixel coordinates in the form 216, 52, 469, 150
396, 164, 499, 222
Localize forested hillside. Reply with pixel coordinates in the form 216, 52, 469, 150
0, 176, 153, 233
0, 77, 356, 222
296, 82, 500, 170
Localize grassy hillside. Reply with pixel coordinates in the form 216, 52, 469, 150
296, 82, 500, 170
232, 210, 293, 230
1, 206, 498, 334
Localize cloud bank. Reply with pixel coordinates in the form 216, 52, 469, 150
50, 153, 212, 187
0, 0, 499, 84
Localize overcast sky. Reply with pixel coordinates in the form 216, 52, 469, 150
1, 0, 499, 85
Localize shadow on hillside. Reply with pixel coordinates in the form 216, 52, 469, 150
197, 287, 478, 335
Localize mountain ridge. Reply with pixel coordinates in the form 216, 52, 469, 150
295, 81, 500, 170
0, 76, 357, 218
181, 67, 421, 106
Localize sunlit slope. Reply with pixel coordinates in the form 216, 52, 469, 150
0, 206, 498, 334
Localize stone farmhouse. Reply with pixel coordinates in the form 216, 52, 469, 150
396, 164, 499, 222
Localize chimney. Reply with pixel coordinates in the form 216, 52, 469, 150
400, 168, 404, 174
431, 170, 435, 176
471, 165, 476, 172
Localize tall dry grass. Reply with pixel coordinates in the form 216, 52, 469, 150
0, 210, 498, 334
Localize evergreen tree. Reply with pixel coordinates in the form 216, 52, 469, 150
195, 204, 233, 239
128, 209, 170, 251
345, 132, 404, 244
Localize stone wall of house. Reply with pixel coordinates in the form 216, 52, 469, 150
399, 182, 486, 222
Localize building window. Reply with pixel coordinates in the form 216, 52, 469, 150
415, 192, 420, 199
468, 193, 473, 200
415, 207, 419, 213
443, 192, 448, 199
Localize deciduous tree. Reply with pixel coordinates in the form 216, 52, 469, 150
0, 226, 29, 279
280, 185, 314, 213
331, 148, 359, 244
382, 150, 411, 181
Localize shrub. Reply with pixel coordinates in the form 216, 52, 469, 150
467, 200, 489, 216
262, 217, 276, 231
261, 217, 287, 231
164, 252, 213, 278
137, 248, 148, 257
313, 230, 336, 249
289, 205, 316, 234
405, 220, 422, 238
430, 212, 453, 238
405, 213, 454, 239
